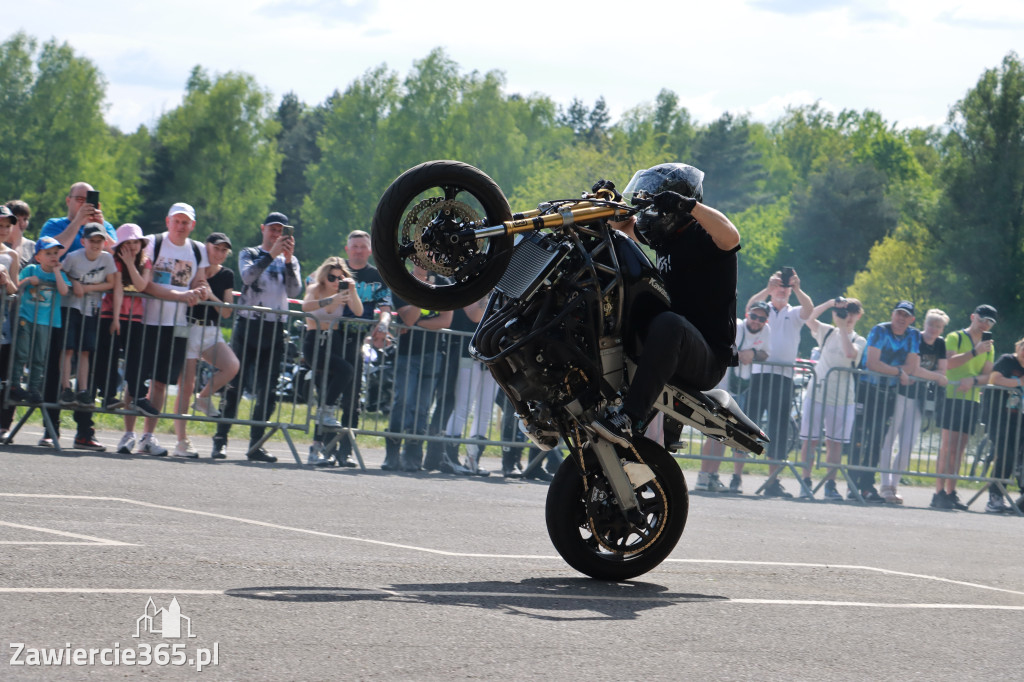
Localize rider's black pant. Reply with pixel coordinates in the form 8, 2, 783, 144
623, 311, 726, 425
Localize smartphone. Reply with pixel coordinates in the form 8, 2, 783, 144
780, 266, 794, 287
85, 190, 100, 207
282, 225, 294, 238
982, 331, 993, 342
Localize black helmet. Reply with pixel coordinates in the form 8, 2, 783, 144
624, 163, 705, 248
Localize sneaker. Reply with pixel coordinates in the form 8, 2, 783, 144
247, 448, 277, 463
314, 410, 341, 428
985, 490, 1011, 514
135, 398, 160, 417
59, 388, 76, 406
1016, 495, 1024, 513
862, 487, 885, 503
75, 391, 93, 408
728, 474, 743, 494
27, 389, 44, 404
591, 411, 634, 447
117, 432, 136, 455
73, 435, 106, 451
880, 486, 903, 505
763, 479, 793, 498
464, 450, 491, 476
522, 468, 554, 482
104, 395, 126, 410
502, 463, 523, 479
695, 471, 712, 491
37, 436, 55, 448
172, 439, 199, 458
211, 436, 228, 459
947, 490, 968, 511
930, 490, 953, 510
798, 476, 815, 499
8, 385, 30, 402
193, 395, 221, 418
0, 429, 10, 444
439, 456, 472, 475
307, 442, 331, 467
823, 479, 843, 501
137, 434, 168, 456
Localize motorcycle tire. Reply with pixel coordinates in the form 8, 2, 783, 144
371, 160, 514, 311
546, 438, 688, 581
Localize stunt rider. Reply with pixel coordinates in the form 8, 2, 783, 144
593, 163, 741, 444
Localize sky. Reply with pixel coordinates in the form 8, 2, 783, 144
6, 0, 1024, 133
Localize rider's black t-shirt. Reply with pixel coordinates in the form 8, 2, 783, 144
655, 219, 739, 368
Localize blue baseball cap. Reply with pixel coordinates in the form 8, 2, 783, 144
35, 236, 63, 254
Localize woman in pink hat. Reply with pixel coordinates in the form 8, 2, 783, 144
94, 223, 153, 454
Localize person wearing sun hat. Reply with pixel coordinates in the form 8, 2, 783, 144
92, 223, 154, 454
932, 304, 996, 510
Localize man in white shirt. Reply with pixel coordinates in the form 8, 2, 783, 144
743, 268, 814, 497
133, 203, 209, 457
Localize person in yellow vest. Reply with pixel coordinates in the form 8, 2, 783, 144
932, 305, 996, 510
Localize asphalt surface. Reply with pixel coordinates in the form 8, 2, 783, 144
2, 425, 1022, 680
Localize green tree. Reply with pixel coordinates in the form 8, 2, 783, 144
302, 64, 400, 262
933, 51, 1024, 346
274, 92, 325, 233
145, 66, 281, 247
692, 112, 767, 214
0, 33, 112, 223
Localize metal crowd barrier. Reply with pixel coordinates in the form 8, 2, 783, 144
1, 288, 320, 464
670, 356, 1022, 512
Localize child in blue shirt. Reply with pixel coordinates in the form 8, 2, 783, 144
9, 237, 71, 403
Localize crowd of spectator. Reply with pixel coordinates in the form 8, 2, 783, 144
0, 184, 1021, 513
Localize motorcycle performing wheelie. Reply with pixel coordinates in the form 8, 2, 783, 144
370, 160, 768, 581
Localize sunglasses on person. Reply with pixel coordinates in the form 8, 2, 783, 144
748, 313, 768, 323
326, 272, 345, 283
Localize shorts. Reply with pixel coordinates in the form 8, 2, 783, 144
186, 323, 224, 360
62, 308, 100, 353
799, 392, 856, 443
138, 324, 188, 386
938, 397, 979, 435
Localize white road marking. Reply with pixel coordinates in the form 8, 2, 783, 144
2, 493, 1023, 601
0, 520, 137, 546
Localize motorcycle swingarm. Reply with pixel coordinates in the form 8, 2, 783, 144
653, 387, 766, 455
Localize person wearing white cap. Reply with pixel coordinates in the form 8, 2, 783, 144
131, 202, 209, 458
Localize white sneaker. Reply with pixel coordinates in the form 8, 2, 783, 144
193, 395, 221, 418
308, 442, 327, 466
695, 472, 711, 491
172, 438, 199, 458
315, 410, 341, 428
117, 432, 136, 455
137, 434, 167, 457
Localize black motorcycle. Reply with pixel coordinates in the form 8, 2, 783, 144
371, 161, 767, 580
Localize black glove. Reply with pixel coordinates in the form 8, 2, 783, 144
591, 179, 622, 202
652, 190, 697, 215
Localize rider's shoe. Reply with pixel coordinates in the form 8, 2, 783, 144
591, 411, 634, 447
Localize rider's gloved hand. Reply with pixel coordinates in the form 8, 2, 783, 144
652, 190, 697, 215
591, 179, 622, 202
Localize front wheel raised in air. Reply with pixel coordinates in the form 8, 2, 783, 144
370, 160, 513, 311
546, 438, 688, 581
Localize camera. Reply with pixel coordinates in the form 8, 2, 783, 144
780, 266, 794, 287
833, 297, 848, 319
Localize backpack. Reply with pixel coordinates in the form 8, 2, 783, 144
152, 234, 202, 272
